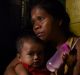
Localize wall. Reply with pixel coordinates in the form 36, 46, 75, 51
66, 0, 80, 36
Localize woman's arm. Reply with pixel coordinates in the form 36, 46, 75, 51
4, 56, 19, 75
4, 67, 17, 75
65, 37, 80, 75
73, 37, 80, 75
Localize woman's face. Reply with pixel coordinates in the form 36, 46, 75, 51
31, 7, 60, 41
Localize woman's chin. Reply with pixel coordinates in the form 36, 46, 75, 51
38, 36, 44, 40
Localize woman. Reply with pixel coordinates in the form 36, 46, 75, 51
4, 0, 80, 75
30, 0, 80, 75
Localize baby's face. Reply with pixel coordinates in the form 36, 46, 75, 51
20, 40, 45, 68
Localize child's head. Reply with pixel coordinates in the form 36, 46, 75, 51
16, 33, 45, 68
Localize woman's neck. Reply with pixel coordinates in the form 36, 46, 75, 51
52, 34, 68, 47
57, 36, 67, 45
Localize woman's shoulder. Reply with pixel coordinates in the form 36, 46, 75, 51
66, 36, 80, 75
67, 36, 80, 62
66, 36, 80, 48
72, 36, 80, 75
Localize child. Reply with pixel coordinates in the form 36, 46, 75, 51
15, 33, 50, 75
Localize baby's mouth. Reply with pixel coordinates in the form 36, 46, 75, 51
32, 61, 40, 67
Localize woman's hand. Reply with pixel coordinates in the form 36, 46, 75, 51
4, 56, 19, 75
15, 64, 29, 75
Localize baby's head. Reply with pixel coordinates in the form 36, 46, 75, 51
16, 33, 45, 68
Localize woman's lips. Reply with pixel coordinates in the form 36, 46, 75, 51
37, 32, 44, 37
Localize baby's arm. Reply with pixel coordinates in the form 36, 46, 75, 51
15, 63, 29, 75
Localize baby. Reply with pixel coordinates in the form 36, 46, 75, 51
15, 33, 50, 75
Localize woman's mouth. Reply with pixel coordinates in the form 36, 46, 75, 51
37, 32, 44, 38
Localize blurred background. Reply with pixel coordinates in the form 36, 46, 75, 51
0, 0, 21, 74
0, 0, 80, 74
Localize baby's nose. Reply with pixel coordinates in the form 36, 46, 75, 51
33, 54, 38, 60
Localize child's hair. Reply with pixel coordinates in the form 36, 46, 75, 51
16, 30, 45, 53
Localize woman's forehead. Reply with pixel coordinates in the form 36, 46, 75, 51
31, 6, 47, 15
31, 7, 53, 20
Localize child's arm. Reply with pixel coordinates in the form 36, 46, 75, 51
15, 64, 29, 75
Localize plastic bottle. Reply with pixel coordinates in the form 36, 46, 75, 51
46, 43, 70, 72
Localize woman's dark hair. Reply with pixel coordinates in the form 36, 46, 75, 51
29, 0, 74, 38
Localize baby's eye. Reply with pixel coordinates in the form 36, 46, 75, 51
27, 52, 34, 56
37, 51, 44, 56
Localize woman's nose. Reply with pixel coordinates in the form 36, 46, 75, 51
33, 22, 41, 31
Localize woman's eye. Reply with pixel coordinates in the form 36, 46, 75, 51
31, 16, 45, 25
38, 16, 44, 21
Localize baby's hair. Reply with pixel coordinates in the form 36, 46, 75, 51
16, 30, 45, 53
